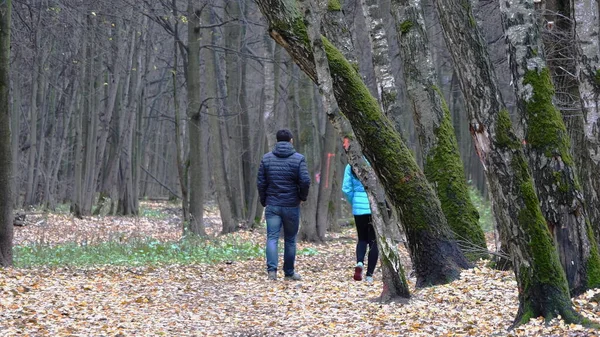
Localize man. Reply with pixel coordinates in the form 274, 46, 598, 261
257, 129, 310, 281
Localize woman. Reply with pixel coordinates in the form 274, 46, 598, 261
342, 164, 379, 283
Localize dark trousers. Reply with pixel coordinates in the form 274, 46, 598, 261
355, 214, 379, 276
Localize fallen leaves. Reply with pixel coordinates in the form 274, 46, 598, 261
2, 202, 600, 336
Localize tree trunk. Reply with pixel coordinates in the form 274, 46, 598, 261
71, 93, 84, 217
432, 0, 589, 326
186, 0, 207, 236
10, 74, 19, 207
82, 36, 99, 215
501, 0, 600, 297
257, 0, 470, 287
211, 6, 237, 234
0, 0, 12, 267
574, 0, 600, 243
24, 36, 41, 206
224, 0, 246, 222
315, 120, 336, 239
391, 0, 487, 260
301, 0, 410, 300
360, 0, 404, 135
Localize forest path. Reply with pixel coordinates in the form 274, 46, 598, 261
2, 203, 599, 336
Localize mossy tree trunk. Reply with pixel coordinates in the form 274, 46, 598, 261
500, 0, 600, 297
432, 0, 590, 326
257, 0, 470, 288
0, 0, 12, 267
574, 0, 600, 243
300, 0, 409, 299
391, 0, 487, 261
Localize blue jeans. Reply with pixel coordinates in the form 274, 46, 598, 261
265, 205, 300, 276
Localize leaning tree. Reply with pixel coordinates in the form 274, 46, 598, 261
432, 0, 595, 326
256, 0, 470, 288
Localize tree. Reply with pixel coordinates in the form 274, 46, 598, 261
0, 0, 12, 267
187, 0, 207, 236
256, 0, 470, 287
300, 0, 410, 300
500, 0, 600, 297
573, 0, 600, 243
390, 0, 487, 260
431, 0, 593, 326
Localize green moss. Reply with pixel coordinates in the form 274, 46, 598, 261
270, 12, 311, 49
327, 0, 342, 11
495, 109, 520, 149
553, 171, 569, 194
595, 69, 600, 86
512, 153, 570, 307
468, 13, 476, 28
381, 90, 397, 111
523, 68, 573, 165
322, 36, 431, 232
399, 20, 413, 34
586, 219, 600, 289
426, 87, 486, 259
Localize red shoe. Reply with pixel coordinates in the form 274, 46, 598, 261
354, 262, 364, 281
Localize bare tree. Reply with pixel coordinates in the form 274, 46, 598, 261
0, 0, 12, 267
187, 0, 207, 236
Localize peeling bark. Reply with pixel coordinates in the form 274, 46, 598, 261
500, 0, 600, 297
432, 0, 589, 326
360, 0, 402, 128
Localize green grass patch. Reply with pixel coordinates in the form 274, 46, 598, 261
139, 206, 168, 219
468, 184, 494, 232
13, 235, 265, 268
54, 203, 71, 214
298, 247, 319, 256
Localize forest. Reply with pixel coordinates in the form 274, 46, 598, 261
1, 0, 600, 335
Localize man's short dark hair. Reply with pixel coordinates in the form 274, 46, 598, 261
276, 129, 293, 142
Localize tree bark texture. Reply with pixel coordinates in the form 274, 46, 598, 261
256, 0, 470, 287
300, 0, 410, 299
0, 0, 12, 267
360, 0, 404, 133
432, 0, 588, 325
187, 0, 207, 236
211, 6, 238, 235
224, 0, 246, 223
391, 0, 487, 260
574, 0, 600, 242
501, 0, 600, 296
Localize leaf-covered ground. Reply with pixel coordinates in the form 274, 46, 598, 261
2, 202, 600, 336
